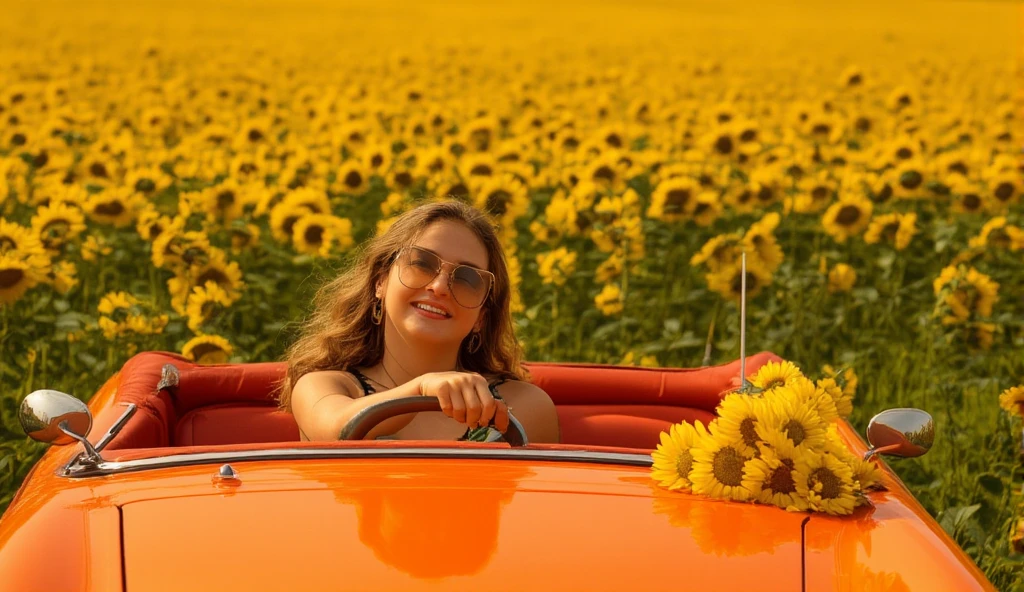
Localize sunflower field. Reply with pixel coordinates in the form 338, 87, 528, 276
0, 0, 1022, 586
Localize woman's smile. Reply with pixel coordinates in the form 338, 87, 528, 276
411, 300, 452, 319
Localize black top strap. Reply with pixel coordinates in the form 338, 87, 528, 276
348, 368, 377, 396
487, 378, 509, 400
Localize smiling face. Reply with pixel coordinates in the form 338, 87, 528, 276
378, 219, 491, 346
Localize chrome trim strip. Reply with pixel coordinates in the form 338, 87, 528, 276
61, 447, 653, 477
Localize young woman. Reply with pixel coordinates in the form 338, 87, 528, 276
278, 200, 560, 443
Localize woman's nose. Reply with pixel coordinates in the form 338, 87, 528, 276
426, 265, 452, 296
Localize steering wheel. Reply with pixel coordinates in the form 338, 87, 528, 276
337, 397, 529, 447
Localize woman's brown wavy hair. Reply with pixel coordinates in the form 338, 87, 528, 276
277, 200, 527, 411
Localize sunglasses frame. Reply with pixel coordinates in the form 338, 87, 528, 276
394, 245, 495, 309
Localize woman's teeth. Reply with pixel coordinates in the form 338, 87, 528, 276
414, 303, 449, 317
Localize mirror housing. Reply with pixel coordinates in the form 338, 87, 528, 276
18, 389, 93, 445
864, 408, 934, 460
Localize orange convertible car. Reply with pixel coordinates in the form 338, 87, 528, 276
0, 351, 995, 591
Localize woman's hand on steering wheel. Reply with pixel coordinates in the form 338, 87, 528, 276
418, 371, 509, 432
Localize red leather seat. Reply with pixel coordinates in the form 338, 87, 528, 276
96, 351, 781, 451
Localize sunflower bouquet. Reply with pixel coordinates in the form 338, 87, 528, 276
651, 361, 882, 516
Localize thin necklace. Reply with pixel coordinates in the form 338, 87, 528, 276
379, 357, 399, 389
380, 342, 459, 388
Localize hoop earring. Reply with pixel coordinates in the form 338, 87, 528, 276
466, 331, 482, 354
371, 298, 384, 325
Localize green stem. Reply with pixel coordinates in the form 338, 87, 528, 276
550, 289, 558, 350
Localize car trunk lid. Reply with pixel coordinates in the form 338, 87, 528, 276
120, 459, 806, 591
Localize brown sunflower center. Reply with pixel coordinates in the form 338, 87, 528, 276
392, 171, 412, 187
664, 188, 691, 212
989, 228, 1011, 249
994, 183, 1014, 201
469, 129, 491, 151
94, 201, 125, 216
469, 164, 492, 177
200, 301, 218, 322
593, 165, 616, 183
712, 446, 745, 486
811, 467, 842, 499
766, 465, 796, 494
895, 147, 913, 160
196, 268, 229, 287
811, 186, 829, 201
676, 450, 694, 479
739, 417, 759, 448
344, 171, 363, 189
962, 193, 982, 210
89, 162, 109, 178
714, 135, 733, 155
948, 162, 968, 175
485, 190, 512, 217
783, 419, 806, 445
882, 222, 900, 242
446, 183, 469, 198
304, 225, 324, 246
135, 178, 156, 193
147, 223, 164, 240
899, 171, 923, 190
835, 205, 862, 226
731, 271, 760, 295
0, 268, 25, 288
191, 343, 227, 362
41, 220, 71, 246
217, 191, 236, 209
605, 133, 623, 148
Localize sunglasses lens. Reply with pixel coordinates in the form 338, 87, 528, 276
398, 248, 439, 289
451, 267, 488, 308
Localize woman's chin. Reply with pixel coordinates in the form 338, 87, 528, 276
396, 316, 464, 345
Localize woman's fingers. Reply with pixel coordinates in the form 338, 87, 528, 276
462, 380, 483, 428
448, 382, 467, 423
471, 380, 496, 429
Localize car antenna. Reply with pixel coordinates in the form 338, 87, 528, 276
738, 252, 753, 392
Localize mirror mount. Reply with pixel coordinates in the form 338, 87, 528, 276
863, 408, 934, 461
58, 419, 103, 466
20, 389, 137, 475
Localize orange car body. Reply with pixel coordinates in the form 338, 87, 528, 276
0, 352, 995, 591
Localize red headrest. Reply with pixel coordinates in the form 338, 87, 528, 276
97, 350, 782, 450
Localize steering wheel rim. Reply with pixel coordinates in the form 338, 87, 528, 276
337, 397, 529, 447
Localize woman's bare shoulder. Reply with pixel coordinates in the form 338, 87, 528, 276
293, 369, 365, 401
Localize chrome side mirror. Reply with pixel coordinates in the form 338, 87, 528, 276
864, 408, 934, 460
19, 389, 103, 464
19, 389, 93, 445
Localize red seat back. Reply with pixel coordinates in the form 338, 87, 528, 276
96, 351, 781, 450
